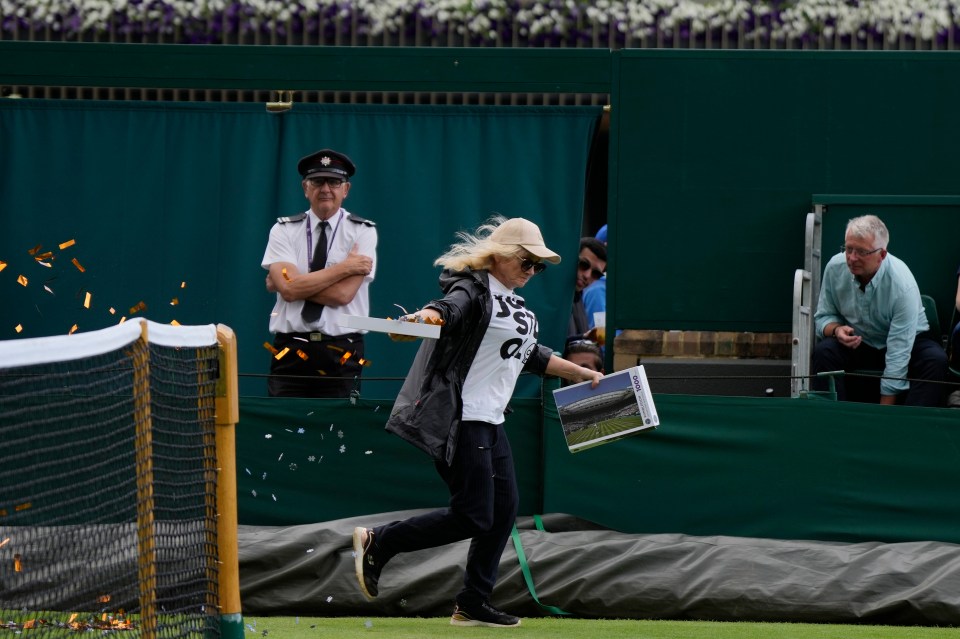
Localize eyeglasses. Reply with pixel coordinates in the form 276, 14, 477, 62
518, 257, 547, 274
841, 245, 883, 258
307, 177, 345, 188
578, 258, 604, 280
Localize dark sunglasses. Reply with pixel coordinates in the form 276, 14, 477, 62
578, 258, 604, 280
519, 257, 547, 274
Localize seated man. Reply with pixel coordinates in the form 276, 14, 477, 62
811, 215, 947, 406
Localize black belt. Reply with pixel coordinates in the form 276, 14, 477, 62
276, 332, 362, 342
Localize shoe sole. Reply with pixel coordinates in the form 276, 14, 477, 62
450, 615, 521, 628
352, 527, 376, 601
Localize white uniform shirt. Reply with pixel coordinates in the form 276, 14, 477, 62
261, 208, 378, 335
461, 275, 539, 424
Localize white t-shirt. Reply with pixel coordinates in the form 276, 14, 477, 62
461, 275, 540, 424
261, 208, 378, 335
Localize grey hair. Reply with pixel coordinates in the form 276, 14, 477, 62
845, 215, 889, 249
434, 215, 525, 272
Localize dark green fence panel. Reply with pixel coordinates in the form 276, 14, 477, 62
608, 50, 960, 333
236, 394, 547, 525
543, 393, 960, 544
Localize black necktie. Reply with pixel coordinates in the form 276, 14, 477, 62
301, 220, 328, 323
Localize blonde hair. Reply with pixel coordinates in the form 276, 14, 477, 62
434, 215, 525, 272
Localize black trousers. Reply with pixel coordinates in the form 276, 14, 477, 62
811, 333, 947, 406
267, 332, 364, 398
373, 420, 519, 606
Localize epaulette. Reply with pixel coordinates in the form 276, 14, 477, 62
347, 214, 376, 227
277, 213, 308, 224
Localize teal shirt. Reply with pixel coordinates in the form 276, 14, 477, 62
814, 252, 928, 396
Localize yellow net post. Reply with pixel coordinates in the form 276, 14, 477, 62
215, 324, 243, 638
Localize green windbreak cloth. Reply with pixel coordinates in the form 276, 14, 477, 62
0, 100, 600, 398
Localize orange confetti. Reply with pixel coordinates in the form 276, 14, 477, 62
339, 351, 353, 365
274, 347, 290, 360
180, 281, 187, 288
33, 251, 54, 261
59, 239, 76, 250
129, 301, 147, 314
109, 307, 116, 315
358, 358, 372, 367
69, 324, 78, 335
22, 620, 33, 629
0, 260, 6, 272
98, 594, 111, 603
68, 614, 77, 623
17, 275, 27, 287
170, 319, 181, 326
71, 257, 85, 273
263, 342, 279, 356
282, 268, 290, 281
83, 292, 92, 309
27, 244, 41, 256
13, 554, 21, 572
15, 502, 30, 511
296, 349, 309, 361
170, 297, 179, 306
0, 538, 8, 548
325, 344, 345, 353
15, 324, 22, 333
118, 316, 127, 324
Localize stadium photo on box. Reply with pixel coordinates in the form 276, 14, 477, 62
553, 365, 659, 453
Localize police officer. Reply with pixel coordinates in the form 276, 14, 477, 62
262, 149, 377, 397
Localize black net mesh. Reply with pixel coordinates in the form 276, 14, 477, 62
0, 333, 220, 637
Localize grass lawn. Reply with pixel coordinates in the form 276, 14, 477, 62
242, 617, 960, 639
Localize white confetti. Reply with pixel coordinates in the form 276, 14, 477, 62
265, 434, 273, 439
251, 490, 257, 497
278, 453, 284, 461
364, 620, 373, 629
374, 405, 381, 412
285, 428, 293, 433
298, 427, 305, 434
289, 463, 298, 471
306, 549, 315, 554
308, 455, 316, 462
272, 494, 277, 501
326, 596, 333, 603
329, 424, 334, 431
337, 430, 344, 439
245, 468, 251, 475
339, 445, 346, 454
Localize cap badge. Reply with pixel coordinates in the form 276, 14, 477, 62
321, 156, 332, 166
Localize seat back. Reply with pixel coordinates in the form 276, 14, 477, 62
921, 294, 941, 340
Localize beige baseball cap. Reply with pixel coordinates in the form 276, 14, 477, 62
489, 218, 561, 264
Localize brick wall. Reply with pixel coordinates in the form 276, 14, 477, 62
612, 330, 792, 372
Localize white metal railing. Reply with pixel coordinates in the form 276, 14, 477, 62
791, 268, 813, 398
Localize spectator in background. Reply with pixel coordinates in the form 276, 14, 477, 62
583, 224, 608, 346
569, 236, 606, 341
811, 215, 946, 406
561, 339, 604, 378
